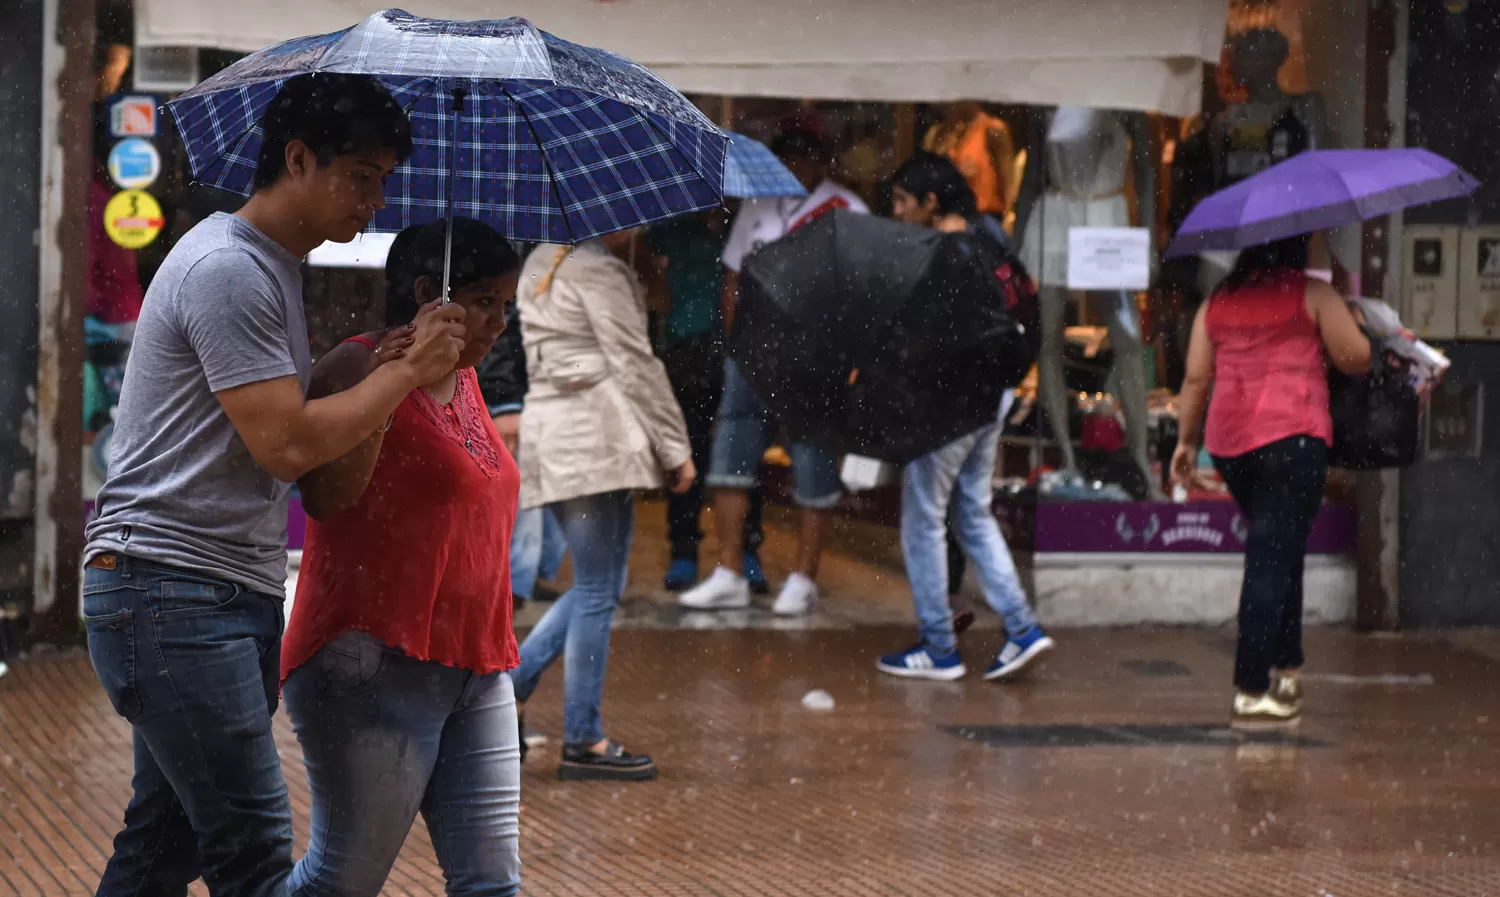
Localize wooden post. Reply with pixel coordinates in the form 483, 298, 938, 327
30, 0, 93, 644
895, 103, 916, 164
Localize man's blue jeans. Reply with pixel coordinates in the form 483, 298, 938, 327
283, 631, 521, 897
511, 490, 633, 746
903, 423, 1036, 654
83, 554, 293, 897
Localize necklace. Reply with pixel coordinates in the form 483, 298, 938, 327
423, 384, 474, 455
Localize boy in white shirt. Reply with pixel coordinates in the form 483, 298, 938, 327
680, 127, 869, 616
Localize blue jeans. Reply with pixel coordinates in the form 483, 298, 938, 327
511, 490, 633, 745
706, 359, 842, 509
83, 554, 293, 897
1213, 435, 1328, 694
283, 631, 521, 897
902, 423, 1036, 654
509, 507, 567, 599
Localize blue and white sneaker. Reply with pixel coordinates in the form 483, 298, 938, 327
877, 643, 967, 681
984, 627, 1055, 681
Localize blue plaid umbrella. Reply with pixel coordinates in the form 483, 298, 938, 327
169, 8, 729, 258
724, 133, 807, 199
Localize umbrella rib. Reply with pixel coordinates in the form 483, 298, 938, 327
503, 84, 580, 245
636, 110, 725, 199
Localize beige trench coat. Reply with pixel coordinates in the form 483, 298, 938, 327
516, 240, 692, 509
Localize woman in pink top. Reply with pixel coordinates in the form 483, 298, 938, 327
1171, 234, 1370, 730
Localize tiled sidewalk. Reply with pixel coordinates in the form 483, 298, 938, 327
4, 626, 1500, 895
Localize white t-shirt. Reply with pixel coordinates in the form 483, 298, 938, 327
721, 180, 870, 273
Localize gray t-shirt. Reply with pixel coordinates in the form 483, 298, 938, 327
85, 213, 310, 597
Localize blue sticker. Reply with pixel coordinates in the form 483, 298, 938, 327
107, 139, 162, 190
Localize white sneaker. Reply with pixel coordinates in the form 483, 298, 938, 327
771, 573, 819, 617
678, 567, 751, 610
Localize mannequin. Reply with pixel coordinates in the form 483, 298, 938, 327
1015, 106, 1157, 495
1202, 27, 1336, 293
1210, 28, 1328, 188
923, 103, 1019, 228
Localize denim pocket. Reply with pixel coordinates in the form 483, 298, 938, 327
82, 584, 142, 721
316, 631, 386, 697
146, 574, 240, 621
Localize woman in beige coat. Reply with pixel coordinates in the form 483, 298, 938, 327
511, 229, 694, 782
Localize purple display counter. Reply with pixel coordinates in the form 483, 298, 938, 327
1027, 500, 1355, 555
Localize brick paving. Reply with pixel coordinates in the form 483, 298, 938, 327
5, 625, 1500, 896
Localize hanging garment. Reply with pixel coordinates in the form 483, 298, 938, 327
924, 112, 1017, 217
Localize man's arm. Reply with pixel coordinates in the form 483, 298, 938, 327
199, 289, 463, 484
218, 362, 413, 484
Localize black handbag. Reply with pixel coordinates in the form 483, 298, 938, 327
1327, 337, 1422, 470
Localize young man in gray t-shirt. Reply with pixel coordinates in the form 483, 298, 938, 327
82, 74, 466, 897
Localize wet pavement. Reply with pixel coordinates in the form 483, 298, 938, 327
4, 622, 1500, 896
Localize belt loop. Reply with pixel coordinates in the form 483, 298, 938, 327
118, 553, 132, 580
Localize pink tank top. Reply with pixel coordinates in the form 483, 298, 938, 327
1204, 271, 1333, 458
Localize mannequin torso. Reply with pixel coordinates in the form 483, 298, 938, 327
1013, 106, 1159, 494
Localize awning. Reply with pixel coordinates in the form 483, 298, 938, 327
135, 0, 1229, 117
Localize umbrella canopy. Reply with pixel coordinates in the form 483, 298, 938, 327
732, 210, 1032, 464
724, 133, 807, 199
1166, 148, 1478, 258
168, 8, 729, 244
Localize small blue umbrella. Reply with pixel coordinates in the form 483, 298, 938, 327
169, 8, 729, 278
724, 132, 807, 199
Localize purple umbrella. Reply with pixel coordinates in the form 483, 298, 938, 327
1166, 148, 1478, 258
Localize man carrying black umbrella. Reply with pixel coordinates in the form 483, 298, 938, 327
679, 119, 869, 616
876, 153, 1054, 682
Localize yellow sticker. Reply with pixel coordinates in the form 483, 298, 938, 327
103, 190, 165, 250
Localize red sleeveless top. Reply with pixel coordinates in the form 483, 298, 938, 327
1204, 271, 1333, 458
281, 339, 521, 681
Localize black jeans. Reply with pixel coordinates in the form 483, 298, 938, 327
1213, 435, 1329, 694
663, 334, 764, 563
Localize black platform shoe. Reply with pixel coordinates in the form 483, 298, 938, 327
558, 740, 657, 782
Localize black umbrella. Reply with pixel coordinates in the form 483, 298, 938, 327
731, 209, 1034, 465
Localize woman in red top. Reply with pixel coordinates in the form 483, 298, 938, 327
1172, 234, 1369, 731
281, 218, 523, 897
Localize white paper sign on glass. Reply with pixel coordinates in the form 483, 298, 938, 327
1066, 227, 1151, 291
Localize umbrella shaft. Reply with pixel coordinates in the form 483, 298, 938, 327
442, 88, 469, 304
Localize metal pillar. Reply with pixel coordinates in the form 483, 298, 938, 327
0, 0, 44, 649
30, 0, 93, 643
